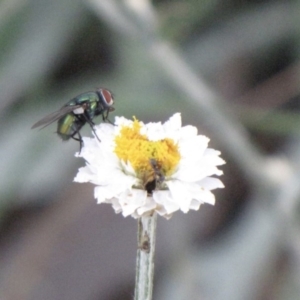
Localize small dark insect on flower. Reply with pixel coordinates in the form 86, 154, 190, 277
144, 159, 165, 195
31, 88, 115, 151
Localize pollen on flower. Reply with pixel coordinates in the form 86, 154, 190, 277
114, 118, 181, 179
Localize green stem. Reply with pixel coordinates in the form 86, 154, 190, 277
134, 213, 157, 300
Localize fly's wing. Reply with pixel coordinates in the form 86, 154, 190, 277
31, 105, 82, 129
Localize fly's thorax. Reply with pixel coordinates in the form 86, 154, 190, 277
71, 92, 99, 105
86, 100, 99, 119
68, 92, 99, 119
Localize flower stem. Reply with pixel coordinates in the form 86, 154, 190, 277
134, 213, 157, 300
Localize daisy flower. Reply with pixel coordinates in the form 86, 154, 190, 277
74, 113, 225, 219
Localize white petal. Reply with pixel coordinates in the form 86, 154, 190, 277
179, 135, 209, 159
136, 197, 157, 216
74, 166, 94, 182
141, 122, 166, 141
198, 177, 225, 190
114, 116, 133, 127
189, 200, 202, 211
191, 188, 216, 205
174, 160, 222, 182
181, 124, 198, 135
164, 113, 182, 130
153, 190, 180, 214
119, 189, 148, 217
110, 197, 122, 213
166, 180, 194, 212
204, 149, 226, 166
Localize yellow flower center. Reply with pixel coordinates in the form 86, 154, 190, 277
114, 118, 180, 180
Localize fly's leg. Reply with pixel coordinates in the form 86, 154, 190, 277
91, 125, 101, 142
70, 130, 83, 153
83, 114, 101, 142
103, 110, 114, 125
106, 117, 114, 125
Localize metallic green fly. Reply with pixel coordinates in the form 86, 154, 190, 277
32, 88, 115, 151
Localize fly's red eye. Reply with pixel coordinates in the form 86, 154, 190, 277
100, 89, 114, 106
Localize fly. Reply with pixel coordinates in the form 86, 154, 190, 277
31, 88, 115, 151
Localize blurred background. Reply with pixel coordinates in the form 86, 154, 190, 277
0, 0, 299, 299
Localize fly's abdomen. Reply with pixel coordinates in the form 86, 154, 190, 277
57, 114, 76, 140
